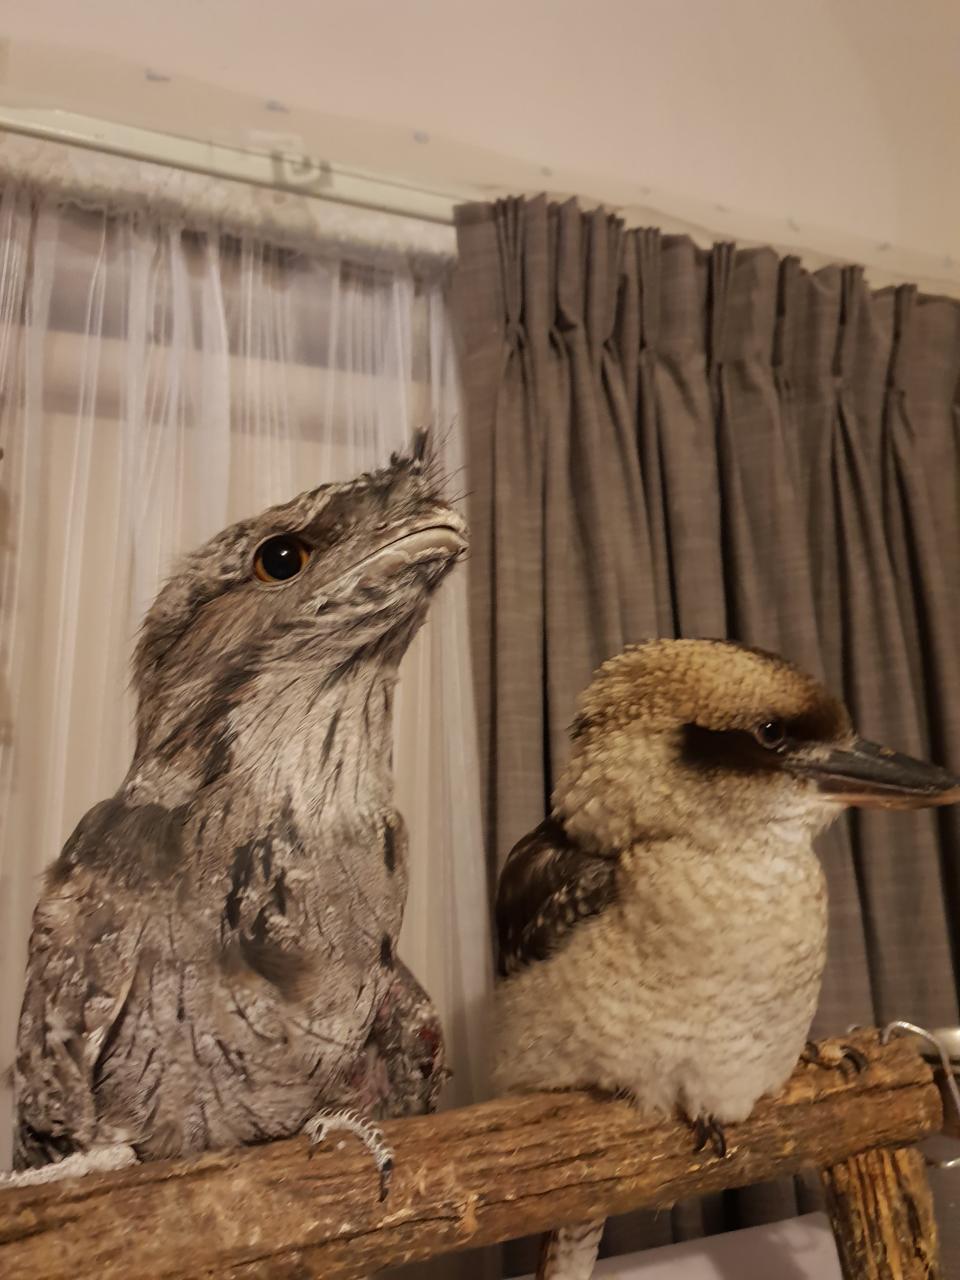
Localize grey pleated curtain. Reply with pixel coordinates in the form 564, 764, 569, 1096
452, 196, 960, 1271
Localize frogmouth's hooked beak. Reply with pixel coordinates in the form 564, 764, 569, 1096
788, 739, 960, 810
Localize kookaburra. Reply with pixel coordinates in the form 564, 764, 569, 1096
493, 639, 960, 1280
7, 435, 465, 1197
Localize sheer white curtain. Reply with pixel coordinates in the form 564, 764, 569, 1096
0, 185, 491, 1170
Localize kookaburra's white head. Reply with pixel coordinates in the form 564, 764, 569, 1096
555, 639, 960, 853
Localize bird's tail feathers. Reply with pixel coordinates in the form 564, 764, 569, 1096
537, 1220, 604, 1280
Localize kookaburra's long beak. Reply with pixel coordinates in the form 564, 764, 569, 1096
788, 738, 960, 809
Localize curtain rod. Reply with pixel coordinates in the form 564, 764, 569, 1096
0, 106, 462, 225
0, 110, 459, 271
2, 105, 959, 299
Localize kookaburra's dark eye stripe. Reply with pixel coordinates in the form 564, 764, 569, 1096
680, 724, 786, 774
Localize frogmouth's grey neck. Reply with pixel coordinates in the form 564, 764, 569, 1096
126, 653, 402, 821
230, 662, 399, 820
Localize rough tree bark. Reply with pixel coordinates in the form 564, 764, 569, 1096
0, 1032, 946, 1279
823, 1145, 941, 1280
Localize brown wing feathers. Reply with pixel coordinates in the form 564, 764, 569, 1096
495, 817, 619, 977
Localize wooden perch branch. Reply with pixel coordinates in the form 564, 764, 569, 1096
823, 1145, 942, 1280
0, 1031, 946, 1279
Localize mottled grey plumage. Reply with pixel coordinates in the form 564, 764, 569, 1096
493, 639, 960, 1280
12, 437, 464, 1182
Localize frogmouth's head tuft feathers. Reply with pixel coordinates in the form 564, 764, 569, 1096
132, 436, 466, 755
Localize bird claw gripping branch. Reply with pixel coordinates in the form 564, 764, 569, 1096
305, 1108, 394, 1201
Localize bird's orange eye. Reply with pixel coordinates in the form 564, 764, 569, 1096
253, 535, 310, 583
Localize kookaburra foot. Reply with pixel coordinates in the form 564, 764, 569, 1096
303, 1108, 394, 1201
0, 1145, 138, 1188
691, 1114, 728, 1159
802, 1040, 868, 1074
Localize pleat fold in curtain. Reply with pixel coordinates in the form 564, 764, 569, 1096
0, 187, 492, 1204
453, 196, 960, 1271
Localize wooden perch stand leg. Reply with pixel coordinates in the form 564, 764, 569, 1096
823, 1144, 941, 1280
0, 1031, 949, 1279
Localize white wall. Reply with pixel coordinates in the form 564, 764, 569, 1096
1, 0, 959, 281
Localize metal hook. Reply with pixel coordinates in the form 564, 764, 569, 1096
881, 1020, 960, 1170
